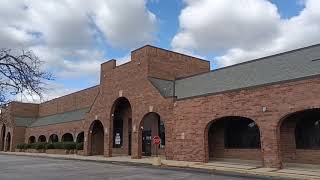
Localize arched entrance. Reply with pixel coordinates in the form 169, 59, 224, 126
111, 97, 132, 156
90, 120, 104, 155
1, 125, 5, 151
280, 109, 320, 165
49, 134, 59, 143
76, 132, 84, 143
140, 112, 165, 156
62, 133, 74, 142
207, 116, 261, 162
28, 136, 36, 144
5, 132, 11, 151
38, 135, 46, 142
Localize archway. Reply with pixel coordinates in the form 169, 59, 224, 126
111, 97, 132, 156
38, 135, 46, 142
61, 133, 74, 142
1, 125, 5, 151
49, 134, 59, 143
90, 120, 104, 155
28, 136, 36, 144
5, 132, 11, 151
207, 116, 261, 162
140, 112, 165, 156
76, 132, 84, 143
280, 109, 320, 165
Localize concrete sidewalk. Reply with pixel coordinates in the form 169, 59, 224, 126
1, 152, 319, 180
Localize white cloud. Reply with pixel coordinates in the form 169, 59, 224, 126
0, 0, 158, 101
30, 46, 104, 78
16, 82, 77, 103
1, 0, 157, 49
172, 0, 320, 67
25, 0, 94, 49
90, 0, 157, 48
0, 0, 157, 77
172, 0, 281, 52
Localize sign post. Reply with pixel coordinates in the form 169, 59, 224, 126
152, 136, 161, 166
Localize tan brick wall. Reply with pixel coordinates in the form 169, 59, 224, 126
0, 104, 15, 151
0, 124, 6, 151
84, 54, 175, 159
173, 76, 320, 168
295, 150, 320, 164
280, 120, 296, 163
10, 102, 39, 117
140, 46, 210, 80
3, 126, 13, 152
1, 86, 99, 151
25, 120, 84, 143
12, 127, 26, 150
83, 45, 209, 158
38, 86, 99, 117
3, 46, 320, 170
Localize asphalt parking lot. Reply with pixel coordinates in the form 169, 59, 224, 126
0, 154, 266, 180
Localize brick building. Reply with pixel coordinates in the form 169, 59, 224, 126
1, 44, 320, 169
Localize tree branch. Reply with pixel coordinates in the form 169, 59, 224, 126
0, 48, 54, 105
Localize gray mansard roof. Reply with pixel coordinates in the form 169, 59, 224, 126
150, 44, 320, 99
149, 77, 175, 97
14, 44, 320, 127
15, 107, 90, 127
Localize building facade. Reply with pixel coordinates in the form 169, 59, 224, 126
1, 44, 320, 169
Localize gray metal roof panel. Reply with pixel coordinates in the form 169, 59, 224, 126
175, 44, 320, 99
148, 77, 174, 97
27, 107, 90, 127
15, 117, 36, 127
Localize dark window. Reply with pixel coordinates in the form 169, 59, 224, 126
159, 120, 165, 148
225, 118, 261, 149
76, 132, 84, 143
49, 134, 59, 143
38, 135, 46, 142
62, 133, 73, 142
29, 136, 36, 144
296, 118, 320, 149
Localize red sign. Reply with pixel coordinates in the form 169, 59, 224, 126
153, 136, 160, 145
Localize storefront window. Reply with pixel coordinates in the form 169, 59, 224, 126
113, 118, 123, 148
159, 121, 165, 149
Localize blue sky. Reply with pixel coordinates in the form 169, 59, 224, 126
103, 0, 306, 61
270, 0, 305, 18
1, 0, 319, 102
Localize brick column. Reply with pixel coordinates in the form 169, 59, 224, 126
131, 124, 142, 159
261, 126, 282, 168
3, 135, 7, 152
0, 125, 3, 151
123, 117, 129, 155
3, 133, 10, 152
104, 128, 112, 157
84, 131, 90, 155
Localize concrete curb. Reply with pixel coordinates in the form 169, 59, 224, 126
0, 152, 151, 167
0, 152, 317, 180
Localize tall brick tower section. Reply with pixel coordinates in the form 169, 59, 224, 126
83, 45, 210, 159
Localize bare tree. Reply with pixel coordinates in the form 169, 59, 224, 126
0, 48, 53, 106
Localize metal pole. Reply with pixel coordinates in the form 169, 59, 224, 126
156, 143, 158, 157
